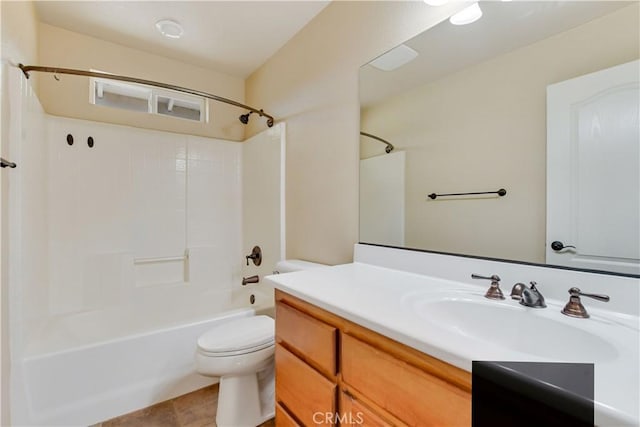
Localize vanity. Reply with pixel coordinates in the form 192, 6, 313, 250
265, 244, 640, 426
274, 289, 470, 426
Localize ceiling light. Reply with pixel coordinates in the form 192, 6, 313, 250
449, 3, 483, 25
368, 44, 419, 72
155, 19, 184, 39
423, 0, 449, 6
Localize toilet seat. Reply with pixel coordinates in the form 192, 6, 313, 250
197, 315, 274, 357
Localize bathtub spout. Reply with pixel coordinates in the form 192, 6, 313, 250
242, 275, 260, 286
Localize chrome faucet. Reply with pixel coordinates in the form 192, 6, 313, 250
242, 275, 259, 286
519, 282, 546, 308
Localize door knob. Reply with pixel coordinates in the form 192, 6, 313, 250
551, 241, 576, 251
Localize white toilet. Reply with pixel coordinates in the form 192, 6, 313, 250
195, 259, 326, 426
195, 315, 275, 427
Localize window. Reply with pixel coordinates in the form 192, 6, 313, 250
89, 76, 207, 123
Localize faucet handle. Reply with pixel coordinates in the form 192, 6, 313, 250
562, 287, 610, 318
569, 287, 610, 302
245, 246, 262, 266
471, 274, 505, 300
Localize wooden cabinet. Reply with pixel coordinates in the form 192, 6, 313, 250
276, 301, 337, 377
275, 344, 337, 426
275, 290, 472, 427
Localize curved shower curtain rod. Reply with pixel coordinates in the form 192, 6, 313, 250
360, 131, 394, 153
18, 64, 275, 128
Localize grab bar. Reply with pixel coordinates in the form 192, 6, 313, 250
134, 250, 189, 265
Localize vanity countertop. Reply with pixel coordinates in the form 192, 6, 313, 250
265, 262, 640, 426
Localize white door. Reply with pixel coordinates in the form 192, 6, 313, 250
547, 60, 639, 275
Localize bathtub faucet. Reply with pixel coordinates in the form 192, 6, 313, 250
242, 275, 260, 286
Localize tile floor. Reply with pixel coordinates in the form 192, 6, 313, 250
94, 385, 275, 427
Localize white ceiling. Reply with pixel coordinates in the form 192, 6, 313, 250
35, 1, 330, 78
360, 1, 633, 107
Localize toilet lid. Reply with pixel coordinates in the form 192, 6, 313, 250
197, 315, 274, 355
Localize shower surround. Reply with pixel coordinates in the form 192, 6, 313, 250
5, 68, 284, 425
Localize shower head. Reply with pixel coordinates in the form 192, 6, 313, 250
239, 111, 253, 124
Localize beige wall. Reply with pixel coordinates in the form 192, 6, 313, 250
37, 23, 247, 141
1, 2, 41, 424
361, 4, 640, 264
1, 1, 39, 69
246, 1, 467, 265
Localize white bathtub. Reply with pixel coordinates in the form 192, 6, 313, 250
17, 287, 274, 426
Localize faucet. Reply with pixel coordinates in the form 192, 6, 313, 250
242, 275, 260, 286
519, 282, 546, 308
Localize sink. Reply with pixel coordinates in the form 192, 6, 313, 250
408, 294, 619, 362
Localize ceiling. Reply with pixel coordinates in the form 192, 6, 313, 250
35, 1, 330, 79
360, 1, 633, 107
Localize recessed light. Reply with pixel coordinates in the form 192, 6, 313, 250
449, 3, 483, 26
155, 19, 184, 39
369, 44, 419, 72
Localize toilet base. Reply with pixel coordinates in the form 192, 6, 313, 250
216, 364, 275, 427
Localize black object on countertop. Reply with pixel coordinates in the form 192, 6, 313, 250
472, 361, 594, 427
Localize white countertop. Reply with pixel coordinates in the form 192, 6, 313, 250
265, 262, 640, 426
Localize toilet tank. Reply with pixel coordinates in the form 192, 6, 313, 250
273, 259, 327, 274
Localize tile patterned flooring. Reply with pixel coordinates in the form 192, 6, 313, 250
95, 385, 275, 427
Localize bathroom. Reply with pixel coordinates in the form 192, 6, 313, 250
1, 1, 639, 426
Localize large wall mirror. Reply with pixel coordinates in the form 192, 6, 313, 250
359, 1, 639, 276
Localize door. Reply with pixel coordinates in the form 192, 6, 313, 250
547, 60, 639, 275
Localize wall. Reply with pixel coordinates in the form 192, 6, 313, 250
246, 1, 467, 265
37, 23, 246, 141
1, 1, 41, 424
361, 4, 640, 264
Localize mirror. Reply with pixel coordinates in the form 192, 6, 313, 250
359, 1, 639, 275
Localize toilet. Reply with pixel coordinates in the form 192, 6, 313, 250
196, 315, 275, 426
195, 259, 326, 426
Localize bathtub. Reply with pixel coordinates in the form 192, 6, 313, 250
17, 286, 274, 426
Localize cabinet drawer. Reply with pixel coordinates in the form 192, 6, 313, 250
340, 391, 395, 427
276, 403, 300, 427
341, 334, 471, 426
276, 302, 337, 377
276, 344, 337, 426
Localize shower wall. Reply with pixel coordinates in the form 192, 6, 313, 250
5, 64, 50, 422
40, 116, 242, 334
241, 123, 285, 296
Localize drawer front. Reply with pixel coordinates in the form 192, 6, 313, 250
340, 391, 395, 427
276, 344, 337, 426
341, 334, 471, 426
276, 403, 301, 427
276, 302, 337, 377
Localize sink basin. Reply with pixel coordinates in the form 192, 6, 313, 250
409, 294, 619, 362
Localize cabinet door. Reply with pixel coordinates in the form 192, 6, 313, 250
276, 302, 337, 377
340, 391, 395, 427
276, 403, 301, 427
341, 334, 471, 426
276, 344, 337, 426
